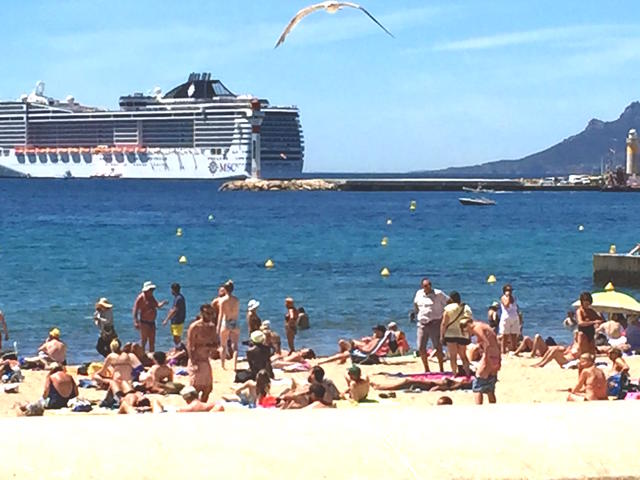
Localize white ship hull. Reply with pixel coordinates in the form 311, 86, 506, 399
0, 147, 250, 179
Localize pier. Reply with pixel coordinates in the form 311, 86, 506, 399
594, 244, 640, 286
219, 177, 605, 192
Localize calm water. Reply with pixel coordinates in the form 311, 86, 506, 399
0, 179, 638, 363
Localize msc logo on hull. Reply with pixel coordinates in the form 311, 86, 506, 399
208, 159, 243, 176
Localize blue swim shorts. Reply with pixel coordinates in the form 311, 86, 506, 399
472, 375, 497, 394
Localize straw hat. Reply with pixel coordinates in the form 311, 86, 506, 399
251, 330, 266, 345
96, 297, 113, 309
49, 328, 61, 338
247, 299, 260, 311
142, 281, 156, 292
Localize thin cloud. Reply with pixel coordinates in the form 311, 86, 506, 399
434, 25, 626, 51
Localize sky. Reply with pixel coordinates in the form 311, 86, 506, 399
1, 1, 639, 172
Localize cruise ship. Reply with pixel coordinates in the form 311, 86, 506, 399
0, 73, 304, 179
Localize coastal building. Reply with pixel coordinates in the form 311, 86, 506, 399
0, 73, 304, 179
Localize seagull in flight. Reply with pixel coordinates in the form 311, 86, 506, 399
275, 1, 394, 48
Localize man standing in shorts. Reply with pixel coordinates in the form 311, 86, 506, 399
461, 318, 501, 405
187, 304, 217, 401
163, 283, 186, 347
132, 281, 167, 352
413, 278, 448, 372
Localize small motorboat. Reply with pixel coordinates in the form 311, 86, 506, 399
458, 197, 496, 206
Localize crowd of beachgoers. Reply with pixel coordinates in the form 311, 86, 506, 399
1, 276, 639, 416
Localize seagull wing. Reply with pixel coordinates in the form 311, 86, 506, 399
275, 3, 329, 48
340, 2, 394, 38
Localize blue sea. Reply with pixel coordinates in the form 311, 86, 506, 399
0, 179, 638, 363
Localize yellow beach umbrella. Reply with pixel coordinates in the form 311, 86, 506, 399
572, 288, 640, 315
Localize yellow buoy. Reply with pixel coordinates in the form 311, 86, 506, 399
380, 237, 388, 246
386, 218, 392, 225
380, 267, 390, 277
609, 244, 616, 254
265, 259, 275, 269
604, 281, 615, 291
208, 214, 215, 222
178, 255, 187, 264
578, 225, 584, 231
487, 274, 497, 284
176, 227, 183, 237
409, 200, 417, 211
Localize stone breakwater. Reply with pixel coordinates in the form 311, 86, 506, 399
219, 178, 339, 191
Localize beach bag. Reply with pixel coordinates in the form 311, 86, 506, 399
607, 373, 629, 399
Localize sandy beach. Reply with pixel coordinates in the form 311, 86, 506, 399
2, 349, 640, 479
3, 353, 640, 415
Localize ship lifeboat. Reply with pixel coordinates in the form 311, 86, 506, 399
109, 146, 120, 154
124, 145, 135, 154
80, 147, 90, 154
25, 147, 35, 154
35, 147, 45, 154
69, 147, 79, 154
15, 146, 24, 154
135, 146, 147, 154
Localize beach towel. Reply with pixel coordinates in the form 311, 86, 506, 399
282, 362, 311, 372
380, 372, 466, 380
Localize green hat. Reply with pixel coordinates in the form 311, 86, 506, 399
348, 365, 361, 378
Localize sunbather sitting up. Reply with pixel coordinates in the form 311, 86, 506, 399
304, 383, 335, 409
43, 363, 78, 409
567, 353, 608, 401
343, 365, 369, 402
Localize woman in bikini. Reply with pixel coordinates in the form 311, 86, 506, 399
95, 339, 141, 396
284, 297, 299, 353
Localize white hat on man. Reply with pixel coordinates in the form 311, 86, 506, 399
248, 299, 260, 311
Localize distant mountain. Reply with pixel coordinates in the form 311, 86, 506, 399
422, 101, 640, 178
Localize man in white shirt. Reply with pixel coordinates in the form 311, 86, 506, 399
413, 278, 448, 372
